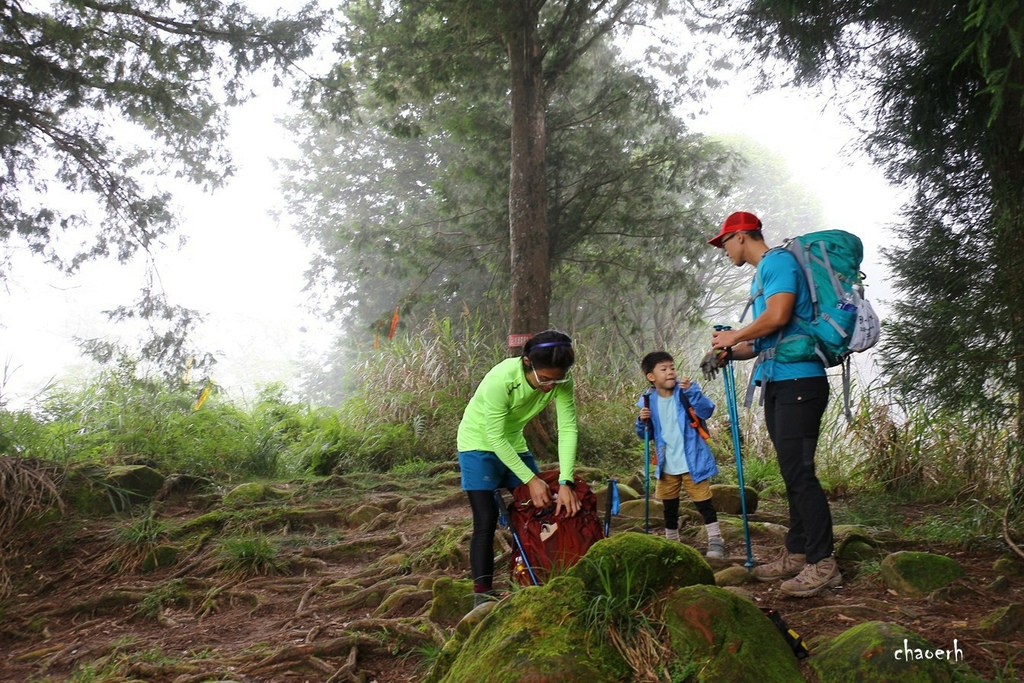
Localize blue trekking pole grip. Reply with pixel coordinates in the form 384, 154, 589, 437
714, 324, 754, 568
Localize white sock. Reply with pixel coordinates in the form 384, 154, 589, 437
705, 522, 722, 541
665, 528, 679, 541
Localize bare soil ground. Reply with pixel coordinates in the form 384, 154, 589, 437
0, 473, 1021, 683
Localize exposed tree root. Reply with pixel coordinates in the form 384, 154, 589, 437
1004, 501, 1024, 561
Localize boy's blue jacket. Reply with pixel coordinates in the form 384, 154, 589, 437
635, 382, 718, 484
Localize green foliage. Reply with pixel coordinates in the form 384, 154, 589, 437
0, 0, 323, 276
289, 2, 735, 347
580, 555, 669, 680
1, 316, 1019, 510
137, 579, 191, 620
217, 534, 285, 579
849, 387, 1016, 501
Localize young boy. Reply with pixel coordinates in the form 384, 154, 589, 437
635, 351, 726, 559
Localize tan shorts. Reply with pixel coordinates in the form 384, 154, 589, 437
655, 473, 711, 503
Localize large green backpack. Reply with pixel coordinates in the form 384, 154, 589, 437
744, 229, 880, 418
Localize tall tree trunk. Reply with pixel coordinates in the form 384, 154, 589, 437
504, 3, 555, 460
990, 49, 1024, 517
505, 3, 550, 344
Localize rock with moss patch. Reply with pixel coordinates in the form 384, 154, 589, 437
833, 526, 882, 562
709, 484, 759, 515
993, 555, 1024, 577
880, 551, 964, 597
348, 504, 385, 526
428, 577, 475, 623
714, 565, 755, 587
976, 603, 1024, 638
663, 584, 803, 682
429, 575, 631, 683
429, 533, 715, 683
223, 482, 289, 506
105, 465, 165, 507
618, 498, 663, 519
373, 585, 433, 617
810, 621, 962, 683
836, 538, 881, 562
566, 532, 714, 596
594, 483, 640, 512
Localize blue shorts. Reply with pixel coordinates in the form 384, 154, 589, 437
458, 450, 539, 491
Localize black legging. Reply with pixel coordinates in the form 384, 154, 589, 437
664, 497, 718, 530
466, 489, 499, 592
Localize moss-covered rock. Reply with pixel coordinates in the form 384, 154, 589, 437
709, 484, 759, 515
222, 482, 289, 506
64, 464, 166, 514
993, 555, 1024, 577
373, 585, 433, 617
348, 504, 385, 526
836, 539, 881, 562
594, 482, 641, 513
809, 621, 961, 683
618, 498, 663, 520
976, 603, 1024, 638
662, 584, 803, 682
431, 533, 716, 683
565, 532, 714, 597
428, 577, 475, 623
833, 526, 884, 562
879, 551, 964, 597
714, 565, 755, 587
105, 465, 165, 506
432, 575, 631, 683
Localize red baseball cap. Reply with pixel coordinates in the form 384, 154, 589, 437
708, 211, 762, 248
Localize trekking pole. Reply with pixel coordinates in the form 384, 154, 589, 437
493, 490, 539, 586
714, 325, 754, 568
642, 388, 653, 534
604, 478, 620, 537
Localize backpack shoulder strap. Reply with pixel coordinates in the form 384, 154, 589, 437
678, 388, 710, 440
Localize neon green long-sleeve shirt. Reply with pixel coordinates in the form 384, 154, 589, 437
456, 357, 578, 484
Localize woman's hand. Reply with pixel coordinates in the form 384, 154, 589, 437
527, 475, 552, 509
555, 484, 580, 517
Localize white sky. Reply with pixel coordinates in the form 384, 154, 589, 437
0, 30, 906, 409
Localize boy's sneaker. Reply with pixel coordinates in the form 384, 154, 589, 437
780, 556, 842, 598
706, 538, 726, 560
664, 528, 680, 542
751, 549, 806, 582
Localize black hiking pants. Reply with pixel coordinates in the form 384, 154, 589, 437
763, 376, 834, 565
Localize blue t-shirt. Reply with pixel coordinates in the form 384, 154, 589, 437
752, 248, 827, 382
656, 393, 688, 475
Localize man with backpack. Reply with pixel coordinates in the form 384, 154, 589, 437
707, 211, 841, 598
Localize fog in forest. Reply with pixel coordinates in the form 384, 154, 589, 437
0, 56, 903, 410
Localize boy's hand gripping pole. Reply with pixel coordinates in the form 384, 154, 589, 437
714, 325, 754, 568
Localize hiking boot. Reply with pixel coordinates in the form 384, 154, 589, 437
706, 538, 726, 560
780, 556, 842, 598
751, 549, 806, 582
473, 591, 500, 607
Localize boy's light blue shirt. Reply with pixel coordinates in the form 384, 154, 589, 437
656, 393, 688, 475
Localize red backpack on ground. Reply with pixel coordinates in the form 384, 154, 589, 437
506, 469, 604, 586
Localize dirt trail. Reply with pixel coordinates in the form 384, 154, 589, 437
0, 478, 1020, 682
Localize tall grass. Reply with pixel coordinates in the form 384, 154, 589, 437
0, 314, 1017, 507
